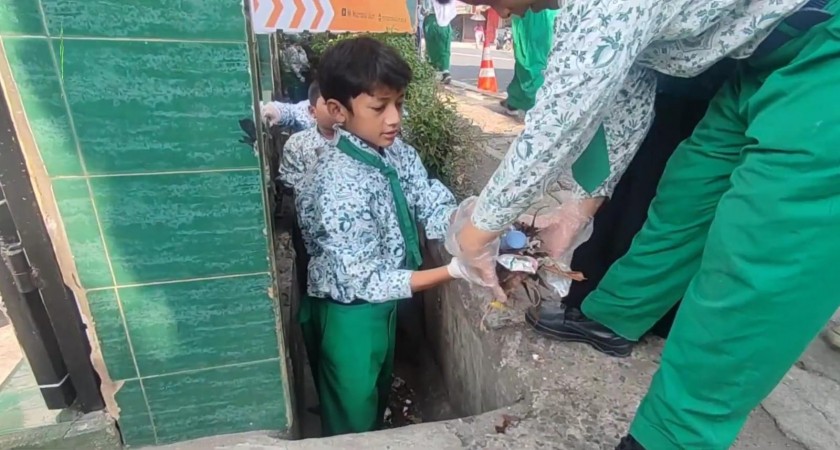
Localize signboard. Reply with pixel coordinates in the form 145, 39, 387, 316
251, 0, 413, 34
455, 1, 474, 15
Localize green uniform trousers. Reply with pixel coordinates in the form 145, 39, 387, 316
299, 296, 397, 437
581, 4, 840, 449
506, 9, 557, 111
423, 14, 452, 72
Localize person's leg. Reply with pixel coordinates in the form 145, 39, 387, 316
423, 15, 451, 79
376, 300, 398, 427
631, 22, 840, 449
505, 9, 557, 112
439, 25, 452, 83
315, 300, 397, 436
422, 15, 443, 72
531, 94, 708, 343
556, 77, 748, 351
560, 94, 699, 309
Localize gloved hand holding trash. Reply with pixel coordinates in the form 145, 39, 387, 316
446, 196, 594, 304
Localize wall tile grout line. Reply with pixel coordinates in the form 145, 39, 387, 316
50, 167, 261, 180
84, 271, 272, 292
34, 0, 159, 443
0, 33, 243, 45
120, 357, 282, 383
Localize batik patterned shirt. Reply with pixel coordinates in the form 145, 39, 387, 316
296, 131, 457, 304
281, 44, 309, 82
279, 127, 329, 190
268, 100, 315, 133
472, 0, 807, 232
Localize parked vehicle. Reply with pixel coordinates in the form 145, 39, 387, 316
495, 27, 513, 51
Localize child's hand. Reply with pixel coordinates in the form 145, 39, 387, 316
446, 258, 469, 280
260, 102, 281, 126
445, 197, 507, 301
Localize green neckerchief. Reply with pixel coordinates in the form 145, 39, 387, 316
335, 136, 423, 270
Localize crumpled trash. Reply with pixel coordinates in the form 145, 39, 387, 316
496, 254, 538, 274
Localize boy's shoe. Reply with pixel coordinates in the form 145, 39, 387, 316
615, 435, 646, 450
441, 71, 452, 85
525, 304, 634, 358
825, 324, 840, 351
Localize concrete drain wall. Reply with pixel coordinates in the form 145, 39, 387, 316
421, 243, 527, 417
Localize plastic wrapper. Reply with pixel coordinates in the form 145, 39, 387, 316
496, 254, 539, 274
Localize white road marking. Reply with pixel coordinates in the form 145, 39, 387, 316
452, 51, 515, 62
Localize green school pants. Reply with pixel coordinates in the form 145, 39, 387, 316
582, 4, 840, 449
506, 9, 557, 111
299, 296, 398, 437
424, 14, 452, 72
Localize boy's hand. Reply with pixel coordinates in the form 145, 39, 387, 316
446, 257, 469, 280
445, 197, 507, 301
260, 102, 281, 126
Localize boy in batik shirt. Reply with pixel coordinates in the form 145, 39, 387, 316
295, 37, 467, 436
260, 98, 314, 133
278, 82, 335, 191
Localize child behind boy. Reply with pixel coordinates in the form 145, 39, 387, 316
278, 82, 336, 191
260, 98, 314, 133
295, 37, 467, 436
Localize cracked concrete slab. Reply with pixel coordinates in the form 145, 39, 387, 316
763, 363, 840, 450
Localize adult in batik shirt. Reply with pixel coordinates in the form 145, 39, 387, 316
444, 0, 840, 449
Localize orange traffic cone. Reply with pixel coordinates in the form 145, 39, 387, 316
477, 45, 498, 93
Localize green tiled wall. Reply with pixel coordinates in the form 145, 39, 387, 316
1, 1, 288, 447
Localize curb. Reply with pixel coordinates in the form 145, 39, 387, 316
446, 80, 507, 100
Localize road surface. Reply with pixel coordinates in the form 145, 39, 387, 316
449, 43, 514, 94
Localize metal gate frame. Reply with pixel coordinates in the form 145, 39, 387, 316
0, 86, 104, 412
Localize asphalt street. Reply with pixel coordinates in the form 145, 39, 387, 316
449, 43, 514, 93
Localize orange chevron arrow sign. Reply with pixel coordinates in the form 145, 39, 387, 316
251, 0, 411, 34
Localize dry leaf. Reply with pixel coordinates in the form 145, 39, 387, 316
494, 414, 520, 433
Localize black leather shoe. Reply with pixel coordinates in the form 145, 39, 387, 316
615, 435, 645, 450
525, 304, 634, 357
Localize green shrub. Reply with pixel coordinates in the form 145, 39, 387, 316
289, 32, 471, 182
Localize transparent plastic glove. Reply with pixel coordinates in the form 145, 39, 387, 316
520, 200, 595, 298
446, 257, 468, 280
522, 200, 595, 260
444, 197, 507, 301
260, 102, 282, 127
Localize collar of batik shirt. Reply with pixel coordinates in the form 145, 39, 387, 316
330, 126, 389, 159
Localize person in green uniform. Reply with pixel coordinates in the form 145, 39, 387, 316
423, 0, 457, 83
502, 8, 557, 119
295, 37, 469, 436
443, 0, 840, 449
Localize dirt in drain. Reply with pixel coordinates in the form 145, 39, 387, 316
384, 345, 457, 429
383, 376, 422, 428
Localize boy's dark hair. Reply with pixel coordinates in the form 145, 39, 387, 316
307, 81, 321, 106
317, 37, 413, 110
